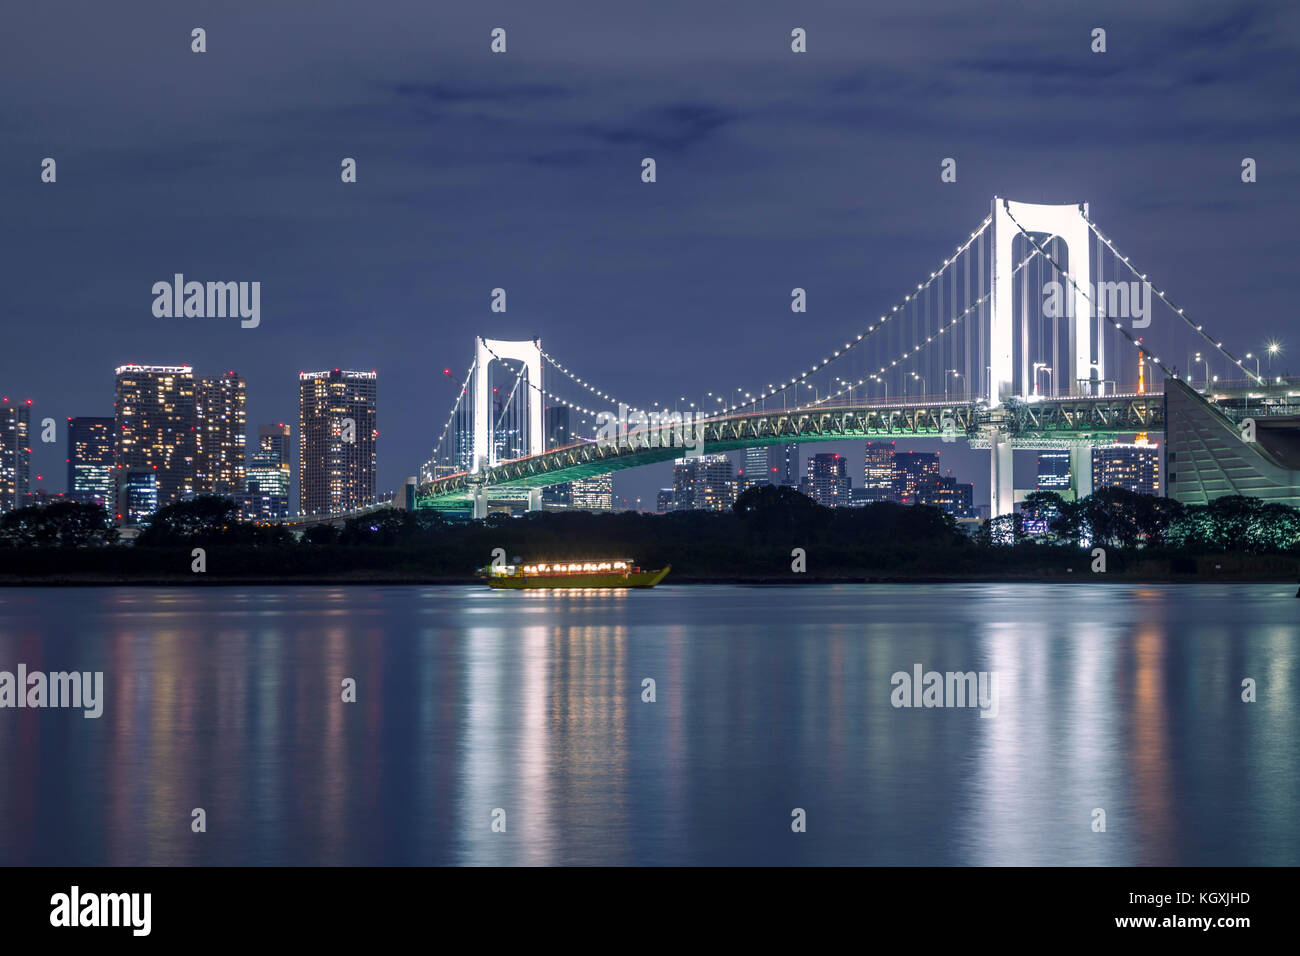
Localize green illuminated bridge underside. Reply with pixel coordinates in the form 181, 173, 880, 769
415, 393, 1166, 509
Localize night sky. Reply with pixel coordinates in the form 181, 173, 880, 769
3, 1, 1297, 508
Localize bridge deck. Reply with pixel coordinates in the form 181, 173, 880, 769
416, 392, 1170, 506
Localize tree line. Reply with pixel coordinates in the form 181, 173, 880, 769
1, 487, 1297, 580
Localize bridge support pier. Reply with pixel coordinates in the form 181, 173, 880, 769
1069, 444, 1093, 501
527, 488, 542, 512
990, 431, 1014, 518
472, 486, 488, 520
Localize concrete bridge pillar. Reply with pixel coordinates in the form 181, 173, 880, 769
472, 486, 488, 520
990, 432, 1014, 518
527, 488, 542, 512
1069, 443, 1093, 500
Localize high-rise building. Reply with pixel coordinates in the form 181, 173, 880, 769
933, 474, 975, 517
243, 423, 291, 521
1093, 442, 1160, 496
196, 371, 247, 494
740, 446, 770, 492
671, 458, 698, 511
0, 397, 32, 513
542, 406, 574, 507
1036, 450, 1071, 491
695, 454, 735, 511
67, 416, 114, 503
655, 488, 674, 513
570, 473, 612, 510
298, 370, 378, 516
893, 451, 941, 505
256, 422, 291, 466
115, 467, 158, 525
671, 454, 735, 511
803, 453, 850, 507
541, 481, 574, 508
114, 365, 197, 508
768, 444, 798, 486
863, 440, 896, 502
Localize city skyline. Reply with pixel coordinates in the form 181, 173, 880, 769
10, 353, 1014, 518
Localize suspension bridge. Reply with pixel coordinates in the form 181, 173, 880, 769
413, 197, 1293, 520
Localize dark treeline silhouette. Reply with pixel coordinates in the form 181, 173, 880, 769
0, 487, 1297, 582
0, 500, 119, 548
999, 487, 1300, 553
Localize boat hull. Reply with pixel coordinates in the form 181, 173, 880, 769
485, 566, 670, 589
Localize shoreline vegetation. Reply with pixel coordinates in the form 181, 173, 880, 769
1, 485, 1297, 586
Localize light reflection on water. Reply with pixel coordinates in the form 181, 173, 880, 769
0, 583, 1295, 865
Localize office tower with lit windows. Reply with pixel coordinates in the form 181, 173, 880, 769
115, 467, 158, 525
695, 454, 735, 511
114, 364, 197, 507
298, 370, 378, 516
893, 451, 941, 505
244, 423, 291, 520
671, 454, 735, 511
803, 453, 850, 507
671, 458, 698, 511
740, 446, 770, 491
933, 474, 975, 517
656, 488, 674, 513
863, 441, 896, 502
196, 371, 247, 495
1036, 450, 1071, 491
1093, 442, 1160, 496
0, 397, 32, 513
570, 473, 613, 510
67, 416, 114, 503
255, 422, 291, 467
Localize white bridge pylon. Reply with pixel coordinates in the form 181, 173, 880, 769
989, 197, 1098, 518
471, 336, 544, 517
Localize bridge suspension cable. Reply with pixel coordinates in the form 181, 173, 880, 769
806, 244, 1047, 407
1082, 216, 1264, 385
538, 347, 645, 413
423, 359, 475, 478
718, 215, 994, 414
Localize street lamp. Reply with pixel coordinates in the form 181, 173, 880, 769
1245, 352, 1260, 379
1032, 363, 1052, 397
1267, 341, 1282, 372
1195, 352, 1210, 390
945, 369, 963, 400
909, 372, 926, 397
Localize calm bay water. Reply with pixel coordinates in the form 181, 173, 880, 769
0, 583, 1296, 866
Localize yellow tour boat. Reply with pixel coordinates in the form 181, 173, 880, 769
477, 559, 670, 589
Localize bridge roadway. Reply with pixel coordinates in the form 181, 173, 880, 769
414, 390, 1169, 510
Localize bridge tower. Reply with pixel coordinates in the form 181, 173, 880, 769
989, 198, 1097, 516
471, 336, 544, 518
